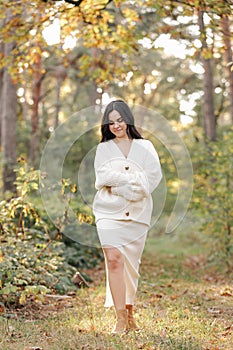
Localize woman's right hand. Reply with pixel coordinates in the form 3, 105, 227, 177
111, 183, 144, 202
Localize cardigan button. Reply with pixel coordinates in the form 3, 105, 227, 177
125, 211, 129, 216
125, 166, 129, 170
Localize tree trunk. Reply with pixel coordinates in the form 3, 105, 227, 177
0, 19, 4, 147
221, 14, 233, 124
30, 51, 42, 166
55, 77, 62, 128
0, 53, 3, 148
88, 47, 100, 106
49, 63, 67, 128
198, 10, 216, 141
1, 39, 17, 194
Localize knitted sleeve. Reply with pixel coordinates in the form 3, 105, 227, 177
94, 143, 136, 190
94, 141, 162, 194
111, 141, 162, 199
142, 140, 162, 195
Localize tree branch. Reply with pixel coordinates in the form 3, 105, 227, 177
63, 0, 113, 9
63, 0, 84, 6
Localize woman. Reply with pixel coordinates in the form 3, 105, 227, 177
93, 100, 162, 334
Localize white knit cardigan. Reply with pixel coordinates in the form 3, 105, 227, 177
93, 138, 162, 226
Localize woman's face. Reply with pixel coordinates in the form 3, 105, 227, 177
108, 110, 128, 139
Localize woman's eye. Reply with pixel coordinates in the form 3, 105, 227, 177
108, 118, 124, 125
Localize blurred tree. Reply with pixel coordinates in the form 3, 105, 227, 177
221, 14, 233, 124
30, 43, 44, 166
0, 22, 3, 147
197, 9, 216, 141
1, 8, 17, 194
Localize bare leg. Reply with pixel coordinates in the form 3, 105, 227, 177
103, 247, 128, 333
103, 247, 126, 310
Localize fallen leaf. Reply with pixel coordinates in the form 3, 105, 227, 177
220, 287, 233, 297
219, 336, 227, 342
221, 329, 232, 336
170, 294, 179, 300
72, 271, 89, 288
207, 308, 221, 314
192, 306, 200, 310
0, 303, 5, 313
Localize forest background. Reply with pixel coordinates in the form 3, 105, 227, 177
0, 0, 233, 334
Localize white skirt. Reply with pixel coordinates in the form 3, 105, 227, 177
96, 219, 149, 307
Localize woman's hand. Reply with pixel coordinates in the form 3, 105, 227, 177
111, 183, 144, 202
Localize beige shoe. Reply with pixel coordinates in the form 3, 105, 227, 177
111, 309, 128, 334
126, 304, 139, 330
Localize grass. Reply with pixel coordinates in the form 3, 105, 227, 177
0, 221, 233, 350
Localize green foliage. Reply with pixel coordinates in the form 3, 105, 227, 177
0, 230, 77, 306
0, 159, 103, 307
193, 128, 233, 267
1, 158, 41, 233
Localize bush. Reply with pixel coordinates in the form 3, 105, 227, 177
0, 158, 103, 307
193, 128, 233, 268
0, 232, 77, 306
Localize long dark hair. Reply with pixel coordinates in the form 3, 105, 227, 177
100, 100, 143, 142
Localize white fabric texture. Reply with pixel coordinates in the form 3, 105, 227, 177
93, 138, 162, 308
96, 219, 148, 307
93, 139, 162, 226
111, 182, 143, 202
